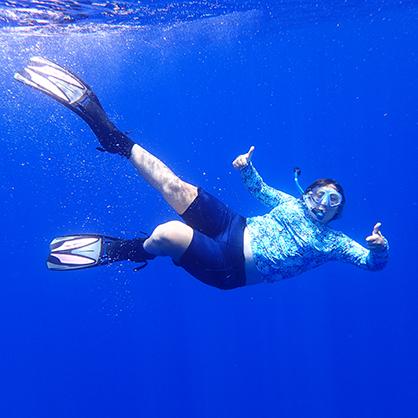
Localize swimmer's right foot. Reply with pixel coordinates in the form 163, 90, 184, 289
47, 234, 155, 271
14, 56, 135, 158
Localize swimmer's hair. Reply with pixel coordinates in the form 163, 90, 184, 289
304, 178, 346, 220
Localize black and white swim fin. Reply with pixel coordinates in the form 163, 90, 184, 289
15, 56, 135, 158
47, 234, 119, 271
14, 56, 89, 107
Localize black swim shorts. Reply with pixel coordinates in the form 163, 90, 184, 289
176, 188, 247, 290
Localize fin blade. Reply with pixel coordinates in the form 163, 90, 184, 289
19, 67, 70, 102
15, 56, 88, 104
47, 255, 96, 271
51, 253, 97, 265
28, 57, 85, 89
51, 237, 100, 253
47, 235, 106, 271
50, 235, 83, 247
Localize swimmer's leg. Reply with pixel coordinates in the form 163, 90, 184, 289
15, 57, 198, 214
48, 222, 244, 289
129, 145, 198, 214
46, 223, 191, 271
99, 221, 243, 289
144, 221, 245, 290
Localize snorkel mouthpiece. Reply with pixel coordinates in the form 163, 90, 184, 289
312, 208, 325, 220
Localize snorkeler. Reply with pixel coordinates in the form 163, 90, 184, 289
15, 57, 388, 289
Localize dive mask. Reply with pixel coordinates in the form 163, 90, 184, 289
303, 188, 343, 222
309, 188, 343, 207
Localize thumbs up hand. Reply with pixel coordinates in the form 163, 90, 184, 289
365, 222, 387, 250
232, 146, 255, 170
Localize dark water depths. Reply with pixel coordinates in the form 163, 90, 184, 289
0, 1, 418, 418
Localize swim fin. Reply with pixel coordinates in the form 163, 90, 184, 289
14, 57, 135, 158
14, 56, 90, 110
47, 234, 155, 271
47, 234, 120, 271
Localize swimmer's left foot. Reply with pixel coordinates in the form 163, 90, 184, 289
14, 56, 135, 158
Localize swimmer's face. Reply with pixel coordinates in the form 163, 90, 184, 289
306, 185, 341, 224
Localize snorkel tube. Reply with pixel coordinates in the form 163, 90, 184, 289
294, 167, 325, 222
293, 167, 304, 194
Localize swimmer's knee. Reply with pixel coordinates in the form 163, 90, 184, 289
146, 221, 193, 258
162, 178, 195, 197
150, 221, 189, 246
161, 179, 198, 214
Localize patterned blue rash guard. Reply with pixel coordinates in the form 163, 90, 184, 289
241, 162, 389, 282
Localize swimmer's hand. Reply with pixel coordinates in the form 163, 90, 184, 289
232, 146, 255, 170
365, 222, 387, 250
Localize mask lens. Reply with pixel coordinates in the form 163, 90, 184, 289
312, 190, 324, 203
329, 192, 342, 207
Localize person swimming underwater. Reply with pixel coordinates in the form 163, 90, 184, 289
15, 57, 388, 289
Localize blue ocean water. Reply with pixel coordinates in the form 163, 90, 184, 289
0, 1, 417, 417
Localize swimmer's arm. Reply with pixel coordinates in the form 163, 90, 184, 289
333, 230, 389, 271
232, 146, 293, 208
239, 162, 293, 208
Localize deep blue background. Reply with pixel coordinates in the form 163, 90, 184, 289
0, 5, 417, 418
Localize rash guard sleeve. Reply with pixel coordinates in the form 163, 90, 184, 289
333, 232, 389, 271
240, 162, 294, 209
